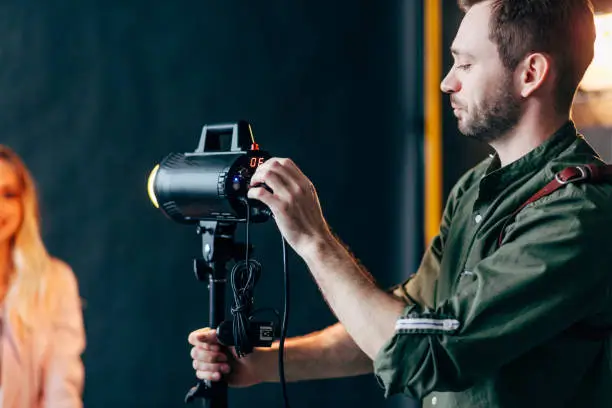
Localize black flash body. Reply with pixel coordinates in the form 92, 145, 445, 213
147, 120, 271, 224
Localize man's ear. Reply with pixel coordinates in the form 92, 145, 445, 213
517, 53, 551, 98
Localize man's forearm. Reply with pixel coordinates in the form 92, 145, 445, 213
301, 235, 406, 359
259, 322, 373, 383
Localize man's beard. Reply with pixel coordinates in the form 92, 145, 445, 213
456, 76, 522, 143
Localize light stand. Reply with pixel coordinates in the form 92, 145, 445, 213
184, 220, 250, 408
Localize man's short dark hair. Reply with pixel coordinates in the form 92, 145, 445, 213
457, 0, 596, 113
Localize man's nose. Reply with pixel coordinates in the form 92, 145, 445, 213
440, 69, 460, 94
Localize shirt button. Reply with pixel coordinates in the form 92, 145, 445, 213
475, 214, 483, 224
432, 396, 438, 405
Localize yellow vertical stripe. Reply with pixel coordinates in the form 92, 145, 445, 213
424, 0, 443, 245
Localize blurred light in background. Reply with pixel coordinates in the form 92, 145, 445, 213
580, 12, 612, 92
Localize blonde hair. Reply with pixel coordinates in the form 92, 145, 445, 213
0, 145, 51, 335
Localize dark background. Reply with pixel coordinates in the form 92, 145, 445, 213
3, 1, 610, 407
1, 1, 423, 407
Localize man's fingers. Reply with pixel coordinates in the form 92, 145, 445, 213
188, 328, 218, 346
196, 370, 222, 381
276, 158, 305, 180
251, 158, 296, 187
247, 184, 282, 209
189, 328, 235, 383
192, 360, 231, 374
190, 347, 228, 363
193, 360, 232, 382
192, 341, 221, 352
253, 170, 294, 198
252, 157, 313, 198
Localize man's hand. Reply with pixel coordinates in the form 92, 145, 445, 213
247, 158, 332, 257
247, 157, 403, 360
188, 328, 266, 388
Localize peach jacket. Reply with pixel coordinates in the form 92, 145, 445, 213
1, 258, 85, 407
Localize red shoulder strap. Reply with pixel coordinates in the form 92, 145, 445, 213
497, 164, 612, 247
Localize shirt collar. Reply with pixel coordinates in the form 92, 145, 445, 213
478, 120, 578, 196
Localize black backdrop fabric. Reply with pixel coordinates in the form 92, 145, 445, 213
0, 1, 423, 407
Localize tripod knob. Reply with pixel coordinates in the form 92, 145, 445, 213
184, 380, 213, 403
193, 258, 213, 281
184, 380, 228, 405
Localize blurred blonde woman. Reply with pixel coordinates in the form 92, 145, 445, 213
0, 145, 84, 407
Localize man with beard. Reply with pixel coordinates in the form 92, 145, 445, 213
188, 1, 612, 407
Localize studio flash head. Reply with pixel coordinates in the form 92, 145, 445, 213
147, 120, 271, 223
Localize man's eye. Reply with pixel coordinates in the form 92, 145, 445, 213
456, 64, 472, 71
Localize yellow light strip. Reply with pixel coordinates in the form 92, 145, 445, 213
147, 164, 160, 208
424, 0, 443, 245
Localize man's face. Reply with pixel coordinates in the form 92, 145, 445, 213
441, 1, 522, 143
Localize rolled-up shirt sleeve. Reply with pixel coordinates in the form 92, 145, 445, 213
374, 190, 612, 399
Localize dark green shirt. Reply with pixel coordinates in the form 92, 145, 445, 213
373, 122, 612, 408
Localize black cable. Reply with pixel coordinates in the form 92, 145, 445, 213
230, 200, 261, 358
278, 234, 290, 408
235, 198, 291, 407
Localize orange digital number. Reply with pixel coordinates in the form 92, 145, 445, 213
250, 157, 265, 168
